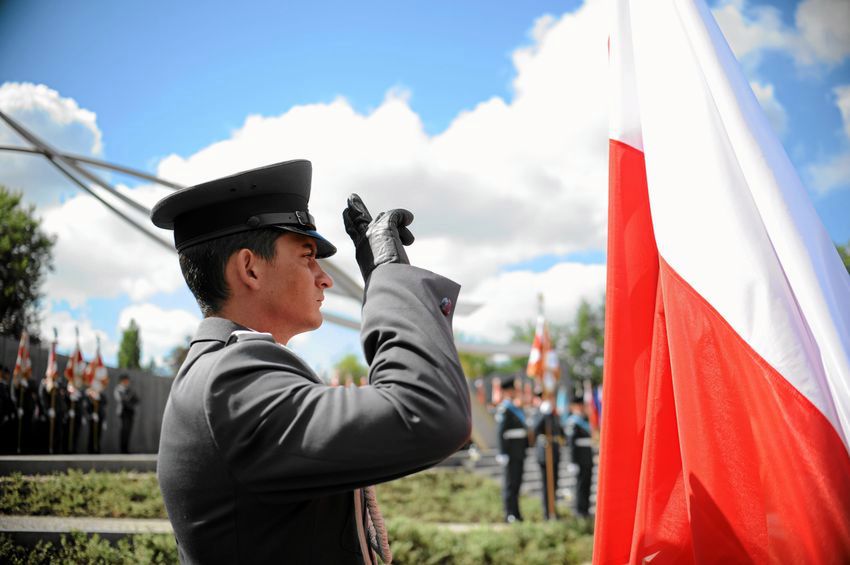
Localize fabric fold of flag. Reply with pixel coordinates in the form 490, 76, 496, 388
595, 0, 850, 562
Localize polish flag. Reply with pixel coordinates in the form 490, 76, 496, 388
44, 334, 58, 392
84, 339, 109, 395
64, 334, 86, 390
595, 0, 850, 562
526, 314, 549, 380
12, 331, 32, 388
527, 315, 561, 393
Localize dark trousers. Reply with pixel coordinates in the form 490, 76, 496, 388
539, 451, 560, 520
65, 408, 82, 454
574, 449, 593, 517
502, 455, 525, 520
120, 412, 134, 453
88, 417, 103, 453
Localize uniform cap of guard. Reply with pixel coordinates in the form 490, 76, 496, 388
500, 374, 521, 390
150, 159, 337, 258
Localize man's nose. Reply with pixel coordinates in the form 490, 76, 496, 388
316, 264, 333, 289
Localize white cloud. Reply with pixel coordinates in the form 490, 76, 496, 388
807, 85, 850, 193
117, 303, 201, 367
795, 0, 850, 65
156, 0, 609, 295
713, 0, 792, 64
40, 307, 116, 362
750, 81, 788, 136
714, 0, 850, 68
0, 82, 103, 206
40, 183, 183, 307
456, 262, 607, 343
835, 84, 850, 140
0, 0, 617, 349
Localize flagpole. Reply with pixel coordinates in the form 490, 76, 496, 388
544, 413, 556, 519
14, 332, 28, 455
16, 384, 24, 454
539, 295, 557, 520
47, 329, 58, 455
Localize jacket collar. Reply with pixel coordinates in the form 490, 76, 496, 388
191, 317, 250, 344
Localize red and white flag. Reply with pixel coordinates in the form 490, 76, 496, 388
84, 338, 109, 395
527, 314, 560, 393
596, 0, 850, 562
64, 332, 86, 391
44, 332, 58, 392
12, 331, 32, 388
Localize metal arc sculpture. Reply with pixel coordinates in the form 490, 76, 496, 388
0, 111, 527, 357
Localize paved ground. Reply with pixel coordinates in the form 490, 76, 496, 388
0, 515, 510, 536
0, 454, 157, 476
0, 515, 173, 534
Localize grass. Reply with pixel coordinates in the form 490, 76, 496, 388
0, 468, 594, 563
0, 470, 166, 519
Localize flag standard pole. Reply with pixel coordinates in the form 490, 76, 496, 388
93, 398, 100, 453
16, 385, 24, 454
48, 389, 56, 454
544, 411, 556, 519
68, 401, 75, 453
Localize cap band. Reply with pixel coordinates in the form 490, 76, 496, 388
174, 193, 311, 251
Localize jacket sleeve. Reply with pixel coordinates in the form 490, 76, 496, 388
206, 264, 471, 503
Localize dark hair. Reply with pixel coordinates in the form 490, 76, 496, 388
178, 229, 281, 317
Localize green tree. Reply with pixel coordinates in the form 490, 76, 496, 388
0, 187, 55, 336
166, 336, 192, 375
458, 351, 495, 379
837, 241, 850, 276
509, 299, 605, 386
118, 319, 142, 369
334, 353, 367, 382
563, 300, 605, 386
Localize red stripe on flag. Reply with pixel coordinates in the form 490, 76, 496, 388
597, 139, 850, 562
660, 257, 850, 562
594, 139, 659, 563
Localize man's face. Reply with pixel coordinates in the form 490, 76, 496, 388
259, 233, 334, 341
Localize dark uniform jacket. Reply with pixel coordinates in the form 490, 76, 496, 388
157, 264, 471, 564
496, 400, 529, 459
531, 410, 564, 466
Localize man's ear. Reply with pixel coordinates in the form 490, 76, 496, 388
228, 248, 263, 291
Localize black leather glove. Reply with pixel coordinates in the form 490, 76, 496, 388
343, 193, 415, 282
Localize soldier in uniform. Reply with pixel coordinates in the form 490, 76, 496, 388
0, 366, 15, 454
495, 375, 529, 523
152, 160, 471, 564
114, 374, 140, 454
531, 393, 565, 520
563, 397, 594, 518
37, 373, 67, 454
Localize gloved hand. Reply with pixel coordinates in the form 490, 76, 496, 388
495, 454, 509, 466
343, 193, 415, 282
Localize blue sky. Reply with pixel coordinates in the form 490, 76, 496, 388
1, 0, 848, 373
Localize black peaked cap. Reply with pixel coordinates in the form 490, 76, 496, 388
150, 159, 336, 258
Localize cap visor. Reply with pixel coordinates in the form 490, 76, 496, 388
273, 226, 337, 258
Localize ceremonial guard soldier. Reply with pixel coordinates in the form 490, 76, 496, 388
37, 374, 67, 454
531, 394, 565, 520
152, 160, 471, 564
114, 374, 140, 453
563, 396, 594, 518
495, 375, 529, 523
0, 366, 15, 453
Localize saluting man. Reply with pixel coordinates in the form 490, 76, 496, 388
495, 375, 529, 523
152, 160, 471, 564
